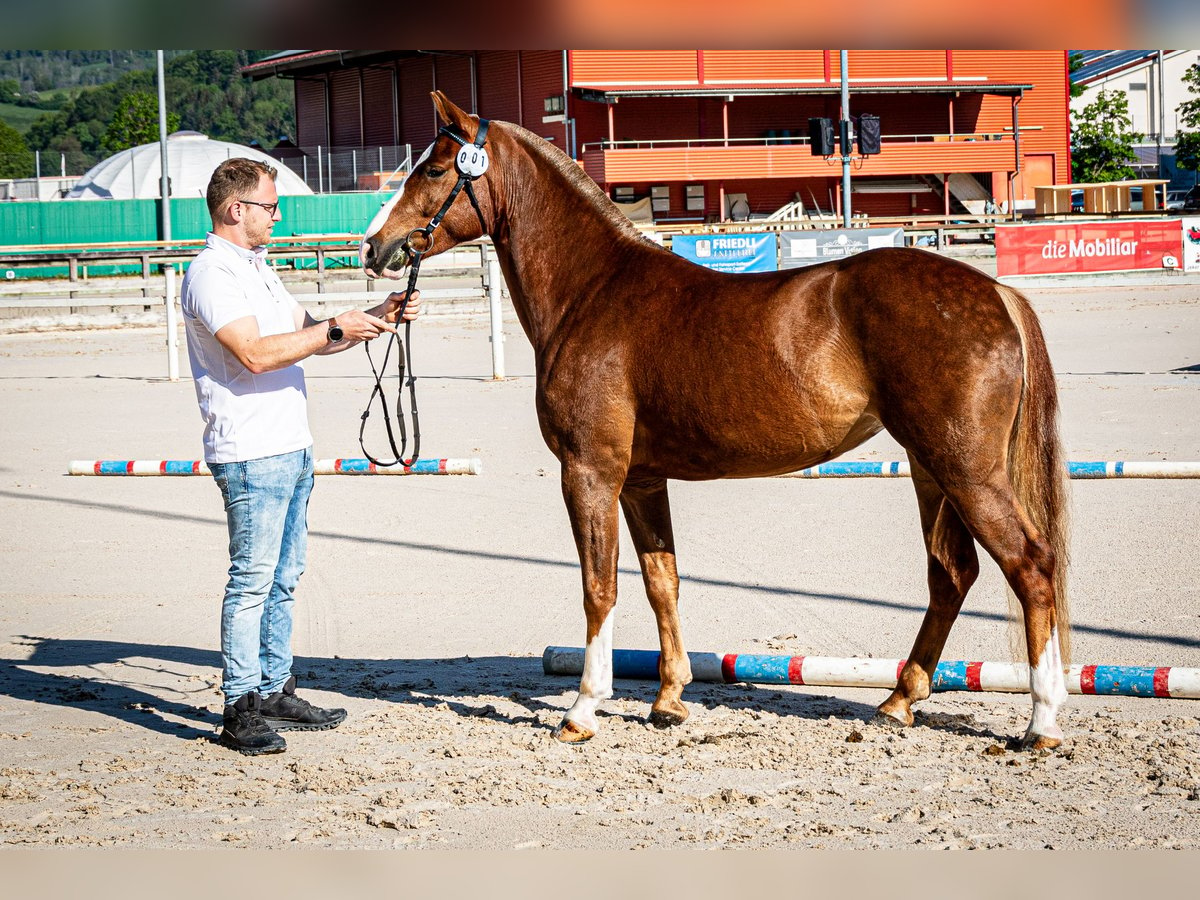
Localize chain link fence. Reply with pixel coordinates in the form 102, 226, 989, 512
274, 144, 412, 194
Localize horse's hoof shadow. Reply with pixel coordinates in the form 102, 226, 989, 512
869, 711, 909, 731
648, 710, 686, 730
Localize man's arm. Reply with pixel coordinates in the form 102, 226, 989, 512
217, 308, 396, 374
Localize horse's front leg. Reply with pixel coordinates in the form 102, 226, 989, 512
554, 459, 624, 744
620, 477, 691, 728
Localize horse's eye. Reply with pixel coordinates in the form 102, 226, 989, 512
426, 166, 447, 178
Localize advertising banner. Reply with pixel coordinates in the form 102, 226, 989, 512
1183, 218, 1200, 273
672, 233, 778, 273
996, 221, 1184, 276
779, 228, 904, 269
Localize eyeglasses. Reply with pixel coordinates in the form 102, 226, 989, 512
238, 199, 279, 215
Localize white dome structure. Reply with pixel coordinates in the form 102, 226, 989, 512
64, 131, 313, 200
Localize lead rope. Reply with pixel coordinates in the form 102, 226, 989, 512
359, 251, 423, 467
357, 118, 491, 469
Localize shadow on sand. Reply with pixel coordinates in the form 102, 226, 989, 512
4, 635, 897, 745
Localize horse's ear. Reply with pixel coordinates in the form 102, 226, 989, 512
431, 90, 474, 134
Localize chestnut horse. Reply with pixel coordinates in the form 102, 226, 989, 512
361, 92, 1071, 750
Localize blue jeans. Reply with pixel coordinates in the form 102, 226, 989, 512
210, 447, 314, 705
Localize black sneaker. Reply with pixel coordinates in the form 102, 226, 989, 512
219, 692, 286, 755
260, 676, 347, 732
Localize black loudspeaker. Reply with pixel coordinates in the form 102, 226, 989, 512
857, 114, 881, 156
808, 117, 835, 156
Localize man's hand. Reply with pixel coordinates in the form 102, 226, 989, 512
380, 289, 422, 325
305, 294, 411, 356
333, 308, 396, 342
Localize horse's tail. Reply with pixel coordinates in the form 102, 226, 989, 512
995, 284, 1071, 666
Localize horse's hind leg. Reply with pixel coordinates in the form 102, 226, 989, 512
912, 469, 1067, 750
876, 457, 980, 728
554, 460, 624, 744
620, 477, 691, 728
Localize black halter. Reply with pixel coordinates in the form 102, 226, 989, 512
359, 119, 491, 468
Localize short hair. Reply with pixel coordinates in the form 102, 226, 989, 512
206, 158, 277, 219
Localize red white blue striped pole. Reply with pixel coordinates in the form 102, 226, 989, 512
68, 459, 1197, 478
68, 458, 482, 476
542, 647, 1200, 699
779, 461, 1200, 479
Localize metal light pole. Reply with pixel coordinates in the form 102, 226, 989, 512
156, 50, 179, 382
1157, 50, 1166, 179
840, 50, 852, 227
156, 50, 171, 242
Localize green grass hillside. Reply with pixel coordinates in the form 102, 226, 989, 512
0, 86, 97, 134
0, 102, 43, 134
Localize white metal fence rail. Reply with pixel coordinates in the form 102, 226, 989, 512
0, 241, 512, 381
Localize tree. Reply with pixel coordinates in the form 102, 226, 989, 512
27, 79, 127, 171
103, 91, 180, 152
1071, 89, 1142, 182
21, 51, 294, 173
164, 51, 293, 147
44, 132, 90, 176
1174, 63, 1200, 179
0, 117, 34, 177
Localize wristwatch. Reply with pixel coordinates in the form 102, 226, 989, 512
326, 317, 344, 342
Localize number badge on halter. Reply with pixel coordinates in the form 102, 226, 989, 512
455, 143, 489, 178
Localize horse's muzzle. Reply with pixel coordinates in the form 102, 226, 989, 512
361, 238, 409, 279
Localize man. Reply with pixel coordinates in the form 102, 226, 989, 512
181, 157, 420, 755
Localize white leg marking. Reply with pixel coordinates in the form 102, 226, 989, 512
563, 613, 614, 734
1026, 627, 1068, 741
359, 143, 434, 269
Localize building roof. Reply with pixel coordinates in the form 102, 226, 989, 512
64, 132, 313, 201
241, 50, 438, 80
246, 50, 312, 65
1071, 50, 1164, 84
242, 52, 1031, 99
242, 50, 339, 78
577, 81, 1031, 101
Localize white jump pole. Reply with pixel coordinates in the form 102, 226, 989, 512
543, 647, 1200, 700
778, 461, 1200, 479
69, 458, 482, 476
487, 249, 506, 380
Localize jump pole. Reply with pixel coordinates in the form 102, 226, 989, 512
542, 647, 1200, 699
68, 458, 482, 476
67, 459, 1198, 479
779, 460, 1200, 479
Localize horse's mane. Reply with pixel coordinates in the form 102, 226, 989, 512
502, 121, 651, 246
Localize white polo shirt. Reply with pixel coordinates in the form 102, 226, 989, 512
181, 232, 313, 464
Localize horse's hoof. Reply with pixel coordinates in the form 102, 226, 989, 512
1019, 731, 1063, 752
553, 719, 594, 744
648, 709, 687, 730
870, 710, 909, 730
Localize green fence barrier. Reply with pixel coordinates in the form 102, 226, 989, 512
0, 193, 392, 278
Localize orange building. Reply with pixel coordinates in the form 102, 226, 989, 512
245, 50, 1071, 221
